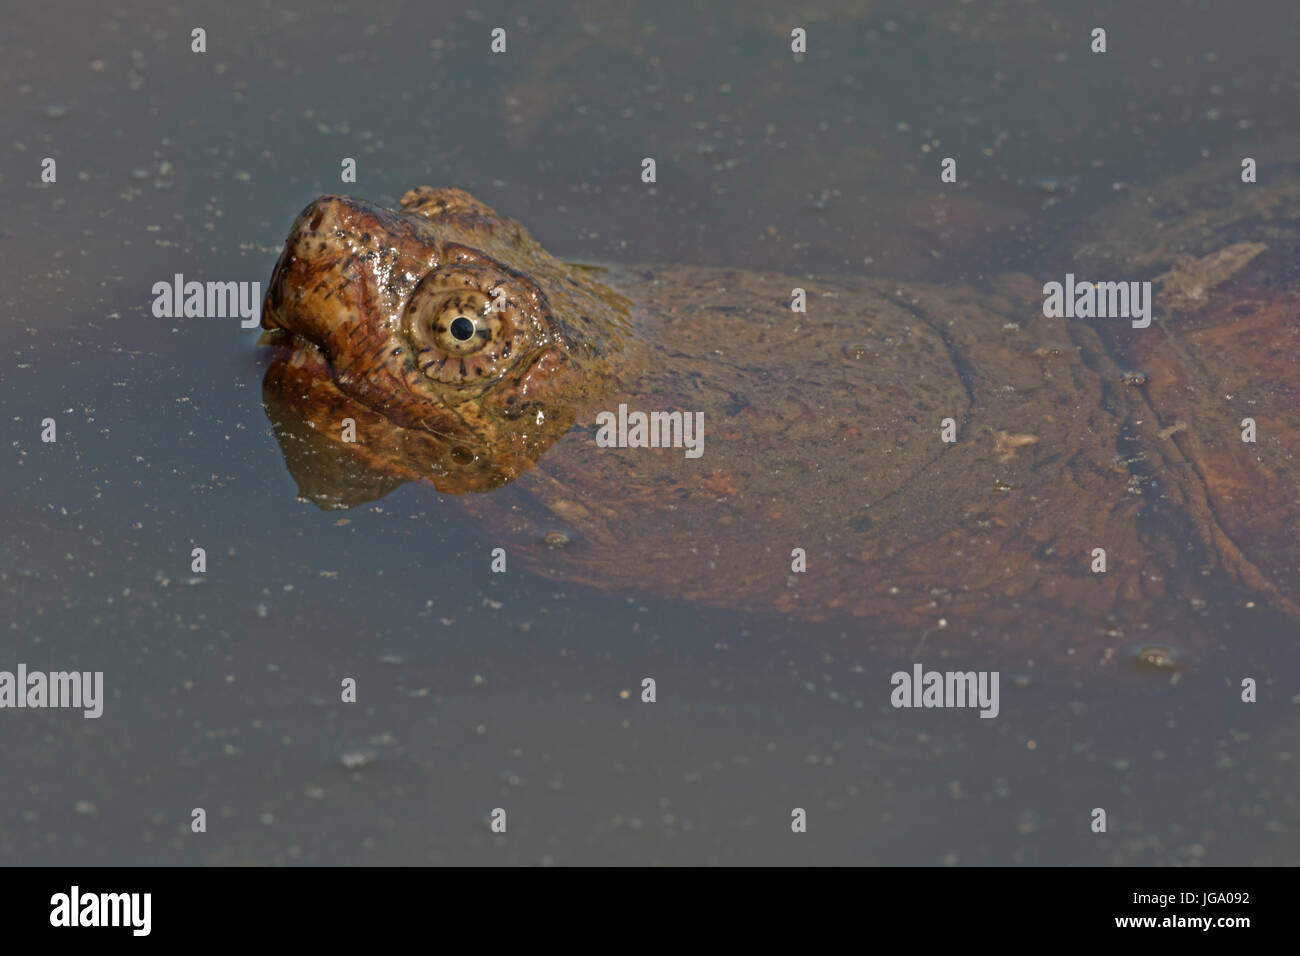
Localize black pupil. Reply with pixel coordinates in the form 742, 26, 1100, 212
449, 316, 476, 341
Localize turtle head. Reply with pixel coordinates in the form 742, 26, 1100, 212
262, 188, 630, 436
259, 188, 634, 505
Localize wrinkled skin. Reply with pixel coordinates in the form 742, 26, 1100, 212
261, 179, 1300, 659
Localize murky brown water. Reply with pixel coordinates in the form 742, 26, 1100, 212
2, 0, 1298, 865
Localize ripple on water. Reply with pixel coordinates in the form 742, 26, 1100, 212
541, 529, 575, 549
1129, 643, 1181, 670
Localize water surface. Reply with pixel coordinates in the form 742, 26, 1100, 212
2, 0, 1298, 865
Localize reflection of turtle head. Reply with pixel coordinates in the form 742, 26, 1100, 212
259, 187, 633, 508
261, 345, 574, 508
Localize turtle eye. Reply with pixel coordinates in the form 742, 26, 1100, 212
404, 277, 528, 384
449, 315, 476, 341
428, 292, 495, 356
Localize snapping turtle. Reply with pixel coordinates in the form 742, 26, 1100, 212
259, 175, 1300, 658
